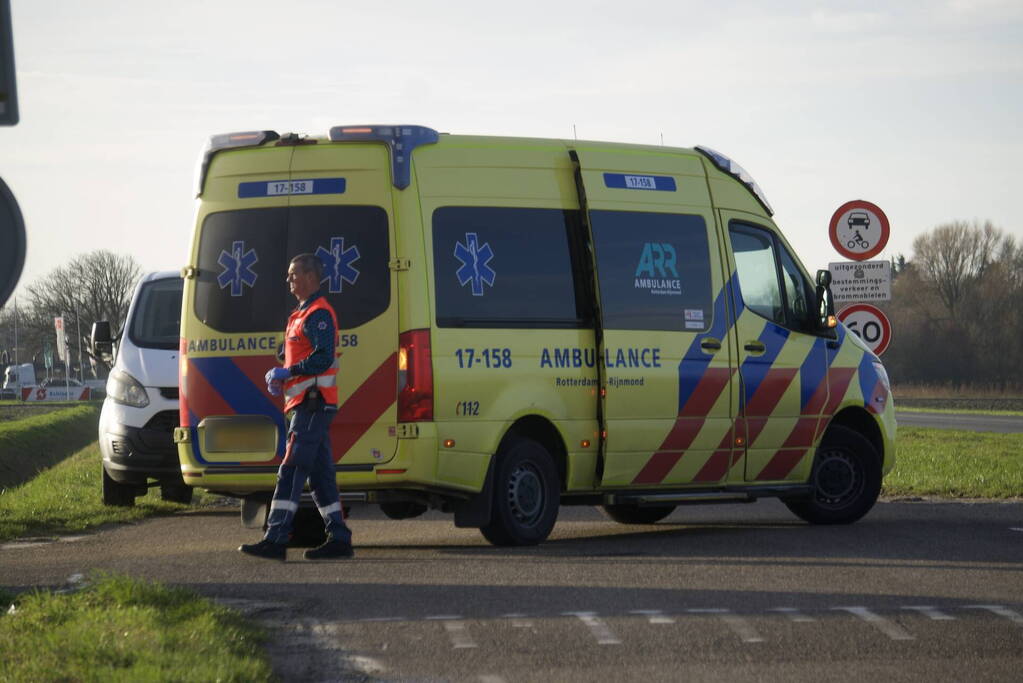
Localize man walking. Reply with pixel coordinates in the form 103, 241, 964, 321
239, 253, 354, 561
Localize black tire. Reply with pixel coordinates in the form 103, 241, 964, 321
102, 466, 136, 507
600, 504, 675, 525
380, 501, 428, 520
160, 482, 193, 505
480, 436, 560, 546
784, 425, 882, 525
288, 506, 327, 548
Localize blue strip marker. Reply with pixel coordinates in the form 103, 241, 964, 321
238, 177, 346, 198
603, 173, 677, 191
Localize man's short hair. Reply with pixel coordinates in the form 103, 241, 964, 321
291, 253, 324, 281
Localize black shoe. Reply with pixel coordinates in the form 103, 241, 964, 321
239, 539, 286, 560
303, 539, 354, 560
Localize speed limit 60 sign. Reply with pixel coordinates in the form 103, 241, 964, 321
837, 303, 892, 356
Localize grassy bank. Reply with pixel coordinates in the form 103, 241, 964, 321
0, 443, 207, 542
884, 427, 1023, 499
0, 573, 272, 681
0, 404, 102, 490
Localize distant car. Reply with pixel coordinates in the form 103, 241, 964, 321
848, 211, 871, 229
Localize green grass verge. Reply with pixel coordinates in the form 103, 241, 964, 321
895, 406, 1023, 417
0, 404, 102, 490
883, 427, 1023, 499
0, 573, 272, 681
0, 443, 209, 543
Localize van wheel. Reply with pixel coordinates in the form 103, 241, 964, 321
600, 504, 675, 525
784, 425, 882, 525
102, 466, 136, 507
380, 501, 428, 520
161, 483, 193, 505
480, 437, 560, 546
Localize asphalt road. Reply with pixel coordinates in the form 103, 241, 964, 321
896, 411, 1023, 433
2, 500, 1022, 681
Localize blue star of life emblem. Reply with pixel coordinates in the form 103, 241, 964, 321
454, 232, 495, 296
316, 237, 360, 294
217, 240, 258, 296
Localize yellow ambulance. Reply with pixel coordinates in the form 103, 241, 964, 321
175, 125, 895, 546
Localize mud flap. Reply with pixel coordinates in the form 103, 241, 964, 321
454, 457, 494, 528
241, 494, 270, 529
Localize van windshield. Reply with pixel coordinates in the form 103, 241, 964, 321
129, 277, 183, 350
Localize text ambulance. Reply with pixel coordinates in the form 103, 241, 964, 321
175, 126, 895, 546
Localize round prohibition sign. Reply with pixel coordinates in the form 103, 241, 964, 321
838, 303, 892, 356
829, 200, 890, 261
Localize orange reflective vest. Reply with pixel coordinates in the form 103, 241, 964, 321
282, 296, 339, 412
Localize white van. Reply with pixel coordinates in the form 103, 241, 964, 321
95, 271, 190, 505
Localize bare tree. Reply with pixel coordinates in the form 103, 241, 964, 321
19, 251, 142, 376
912, 220, 1003, 319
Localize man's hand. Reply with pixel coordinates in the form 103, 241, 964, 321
265, 367, 291, 396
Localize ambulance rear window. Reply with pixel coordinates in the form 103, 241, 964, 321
432, 207, 586, 328
194, 205, 390, 334
590, 211, 713, 332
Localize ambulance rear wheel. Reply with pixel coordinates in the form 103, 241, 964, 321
480, 437, 560, 546
600, 504, 675, 525
102, 466, 136, 507
785, 425, 881, 525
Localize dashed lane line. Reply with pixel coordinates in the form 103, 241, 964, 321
687, 609, 765, 643
630, 609, 676, 624
834, 607, 915, 641
965, 605, 1023, 627
902, 606, 956, 621
767, 607, 817, 623
442, 620, 478, 649
501, 613, 535, 628
564, 612, 622, 645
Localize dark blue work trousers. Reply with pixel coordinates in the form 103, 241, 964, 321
263, 405, 352, 545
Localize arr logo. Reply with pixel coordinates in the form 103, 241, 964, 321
634, 242, 682, 296
454, 232, 496, 296
316, 237, 360, 294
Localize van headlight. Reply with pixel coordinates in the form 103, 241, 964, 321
106, 369, 149, 408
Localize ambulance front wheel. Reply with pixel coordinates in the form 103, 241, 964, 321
785, 425, 882, 525
480, 436, 560, 547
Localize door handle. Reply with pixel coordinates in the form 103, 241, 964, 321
700, 338, 722, 352
744, 341, 766, 354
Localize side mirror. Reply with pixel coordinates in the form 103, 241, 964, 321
90, 321, 114, 367
815, 269, 837, 330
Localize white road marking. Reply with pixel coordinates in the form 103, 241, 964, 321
443, 620, 478, 649
478, 676, 506, 683
564, 611, 622, 645
359, 616, 406, 622
425, 614, 462, 620
834, 607, 915, 640
687, 609, 764, 643
965, 605, 1023, 627
767, 607, 817, 623
1009, 528, 1023, 533
630, 609, 676, 624
501, 613, 534, 628
902, 606, 956, 621
344, 654, 387, 675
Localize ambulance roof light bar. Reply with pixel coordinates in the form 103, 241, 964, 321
695, 145, 774, 216
328, 125, 439, 190
194, 130, 280, 197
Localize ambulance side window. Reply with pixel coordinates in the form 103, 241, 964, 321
432, 207, 585, 328
728, 224, 785, 325
590, 211, 713, 332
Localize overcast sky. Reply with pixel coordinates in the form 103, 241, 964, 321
1, 0, 1020, 299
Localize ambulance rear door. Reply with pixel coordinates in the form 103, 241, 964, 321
573, 148, 737, 488
288, 143, 399, 467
